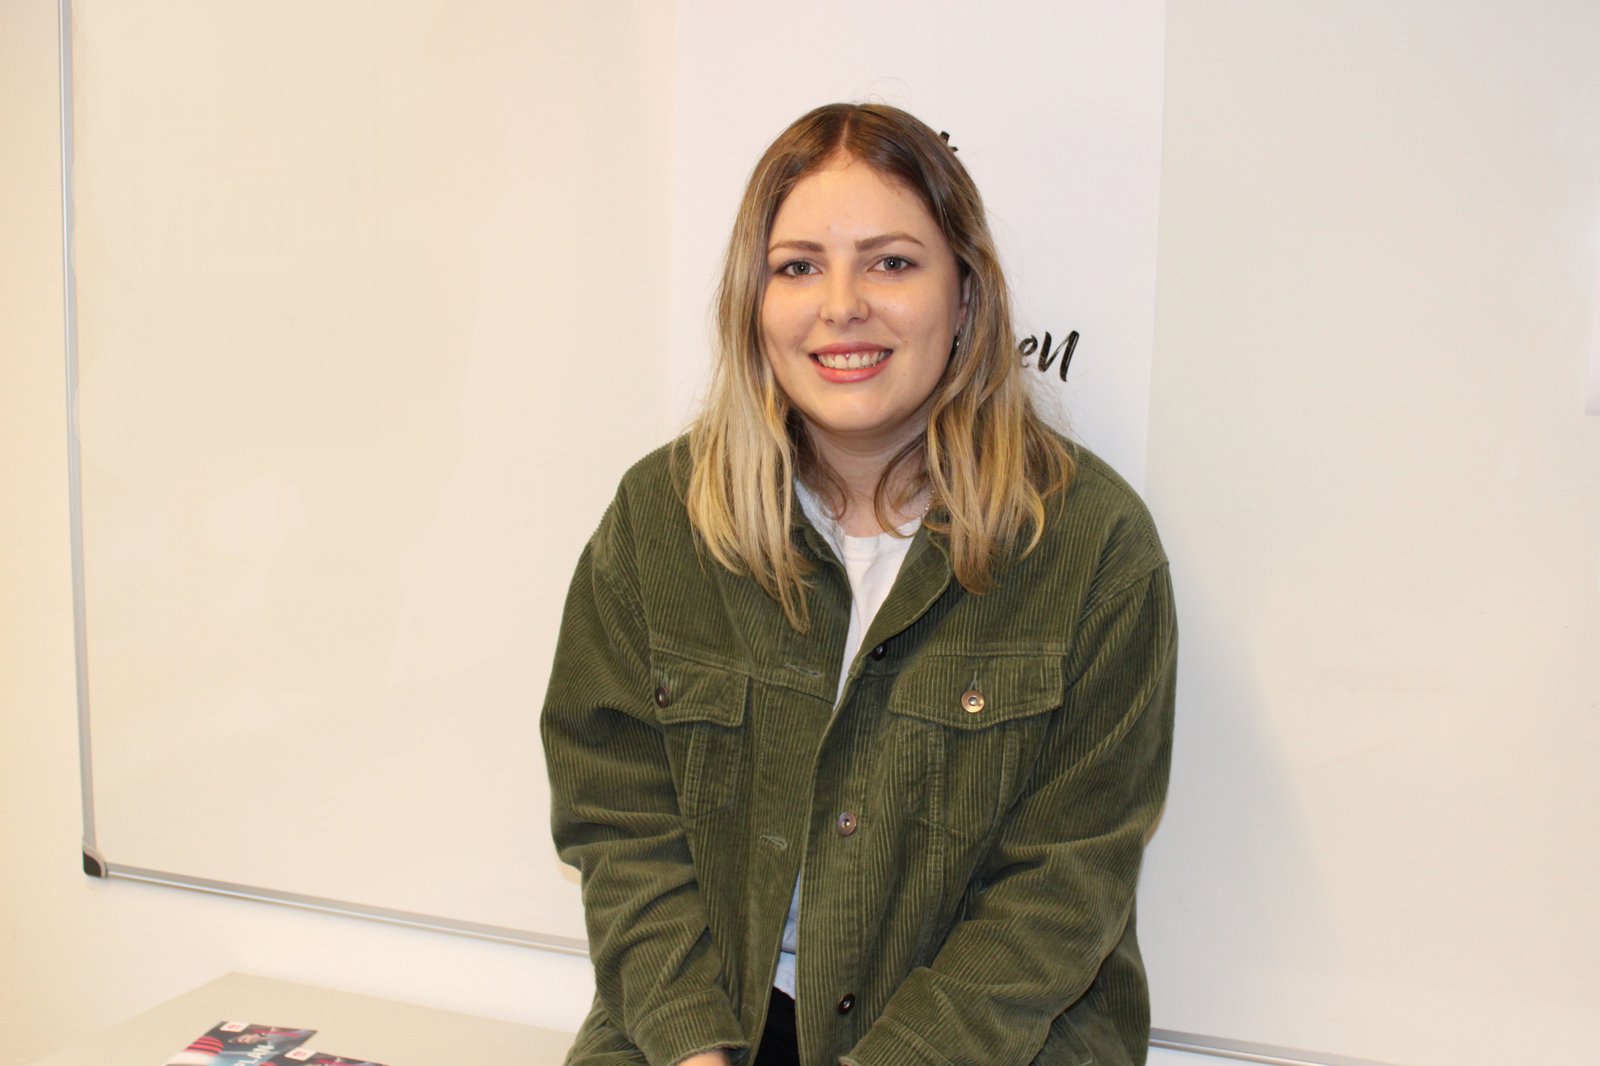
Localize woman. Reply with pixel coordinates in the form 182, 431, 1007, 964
542, 103, 1176, 1066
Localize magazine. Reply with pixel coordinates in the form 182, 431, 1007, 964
267, 1051, 390, 1066
164, 1022, 317, 1065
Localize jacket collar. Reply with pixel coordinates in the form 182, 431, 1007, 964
787, 486, 955, 655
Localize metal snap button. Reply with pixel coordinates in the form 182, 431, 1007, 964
961, 689, 985, 714
836, 992, 856, 1014
654, 685, 670, 708
835, 810, 858, 837
869, 643, 887, 661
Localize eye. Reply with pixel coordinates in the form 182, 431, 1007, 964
776, 260, 816, 277
877, 255, 913, 272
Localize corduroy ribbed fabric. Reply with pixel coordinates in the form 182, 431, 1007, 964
541, 440, 1176, 1066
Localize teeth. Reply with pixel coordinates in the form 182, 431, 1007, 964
817, 349, 889, 370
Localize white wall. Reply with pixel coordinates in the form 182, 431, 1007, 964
9, 2, 1598, 1065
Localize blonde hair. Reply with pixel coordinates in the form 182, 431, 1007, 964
685, 103, 1074, 631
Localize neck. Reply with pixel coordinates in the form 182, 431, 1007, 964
804, 432, 927, 537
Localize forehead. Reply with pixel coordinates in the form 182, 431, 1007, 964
770, 156, 940, 239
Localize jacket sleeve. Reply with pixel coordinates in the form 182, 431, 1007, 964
842, 563, 1177, 1066
541, 491, 749, 1066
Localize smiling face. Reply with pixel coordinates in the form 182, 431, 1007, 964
761, 154, 968, 472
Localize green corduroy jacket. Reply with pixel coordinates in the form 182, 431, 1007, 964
541, 441, 1176, 1066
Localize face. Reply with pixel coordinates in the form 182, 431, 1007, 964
761, 155, 968, 467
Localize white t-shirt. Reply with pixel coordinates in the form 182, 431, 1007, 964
772, 482, 918, 998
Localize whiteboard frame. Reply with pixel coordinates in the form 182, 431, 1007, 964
54, 0, 589, 966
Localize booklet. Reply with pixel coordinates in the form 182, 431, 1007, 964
267, 1053, 390, 1066
165, 1022, 317, 1065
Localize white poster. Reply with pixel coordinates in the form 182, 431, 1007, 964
670, 2, 1167, 487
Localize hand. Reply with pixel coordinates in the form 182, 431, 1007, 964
676, 1053, 731, 1066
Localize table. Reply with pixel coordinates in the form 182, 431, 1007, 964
24, 972, 576, 1065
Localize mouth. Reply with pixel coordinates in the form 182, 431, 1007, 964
813, 348, 892, 370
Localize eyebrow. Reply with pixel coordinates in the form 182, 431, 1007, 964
767, 232, 927, 255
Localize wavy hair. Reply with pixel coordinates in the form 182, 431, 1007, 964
685, 103, 1074, 631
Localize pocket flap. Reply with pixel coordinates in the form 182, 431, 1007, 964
888, 654, 1062, 730
651, 653, 748, 728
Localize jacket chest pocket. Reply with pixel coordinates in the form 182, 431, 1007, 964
885, 655, 1063, 841
652, 653, 749, 820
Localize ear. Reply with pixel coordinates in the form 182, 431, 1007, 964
958, 271, 973, 329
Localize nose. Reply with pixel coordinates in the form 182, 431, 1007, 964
821, 271, 868, 325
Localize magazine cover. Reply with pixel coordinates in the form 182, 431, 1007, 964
267, 1051, 389, 1066
165, 1022, 317, 1065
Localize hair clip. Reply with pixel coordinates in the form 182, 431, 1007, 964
939, 131, 958, 153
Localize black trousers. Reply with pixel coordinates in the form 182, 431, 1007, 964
751, 987, 799, 1066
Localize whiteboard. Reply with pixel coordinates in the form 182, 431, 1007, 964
70, 0, 1166, 951
71, 0, 679, 947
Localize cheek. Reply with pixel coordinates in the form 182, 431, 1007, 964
761, 292, 810, 350
758, 299, 794, 386
758, 292, 786, 346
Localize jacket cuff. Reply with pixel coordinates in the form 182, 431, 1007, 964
632, 989, 749, 1066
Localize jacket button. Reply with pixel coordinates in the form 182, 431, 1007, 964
961, 688, 985, 714
654, 685, 670, 708
835, 810, 858, 836
836, 993, 856, 1014
869, 643, 887, 660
